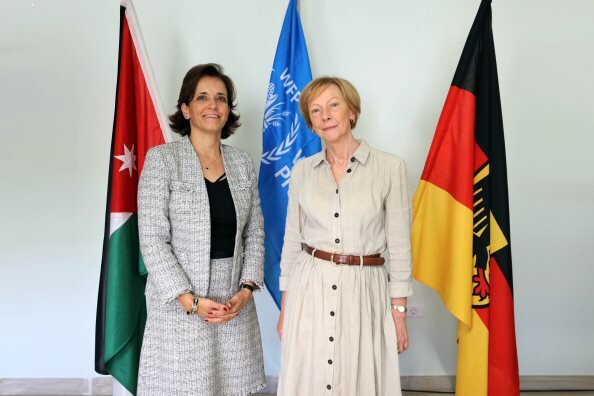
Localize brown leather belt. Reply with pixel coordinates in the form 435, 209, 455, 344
304, 245, 385, 266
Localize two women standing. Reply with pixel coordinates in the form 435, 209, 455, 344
137, 64, 412, 395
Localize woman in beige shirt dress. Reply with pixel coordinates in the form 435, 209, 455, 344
276, 77, 414, 396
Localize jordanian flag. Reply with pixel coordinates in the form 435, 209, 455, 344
95, 1, 170, 394
411, 1, 519, 395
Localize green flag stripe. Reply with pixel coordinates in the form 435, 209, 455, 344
104, 214, 146, 392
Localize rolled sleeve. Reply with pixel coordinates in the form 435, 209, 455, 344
385, 158, 414, 298
279, 276, 291, 291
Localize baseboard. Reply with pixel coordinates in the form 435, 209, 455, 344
0, 376, 277, 396
519, 375, 594, 391
0, 377, 112, 396
401, 375, 594, 392
0, 375, 592, 395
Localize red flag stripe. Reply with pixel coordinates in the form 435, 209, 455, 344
420, 86, 476, 210
110, 17, 165, 213
488, 254, 520, 395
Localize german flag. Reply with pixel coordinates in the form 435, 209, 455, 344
411, 1, 519, 395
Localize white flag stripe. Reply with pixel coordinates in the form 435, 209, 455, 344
110, 212, 133, 236
120, 0, 172, 144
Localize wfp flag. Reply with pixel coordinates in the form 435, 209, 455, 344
95, 1, 170, 394
259, 0, 321, 308
411, 1, 519, 395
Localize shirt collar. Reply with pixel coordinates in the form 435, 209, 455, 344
312, 139, 371, 168
311, 150, 327, 168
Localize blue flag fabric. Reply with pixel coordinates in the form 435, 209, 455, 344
258, 0, 321, 308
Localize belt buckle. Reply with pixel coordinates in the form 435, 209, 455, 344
330, 252, 342, 266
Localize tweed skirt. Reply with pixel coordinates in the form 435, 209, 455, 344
137, 257, 266, 396
278, 251, 402, 396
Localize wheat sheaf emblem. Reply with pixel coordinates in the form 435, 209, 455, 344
263, 83, 290, 130
261, 83, 301, 164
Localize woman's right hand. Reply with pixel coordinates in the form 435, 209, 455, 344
276, 310, 284, 340
276, 291, 287, 340
199, 297, 238, 324
177, 293, 238, 324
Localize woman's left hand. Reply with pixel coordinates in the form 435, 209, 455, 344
225, 287, 253, 316
391, 297, 409, 353
392, 311, 409, 353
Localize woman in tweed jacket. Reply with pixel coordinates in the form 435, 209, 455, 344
137, 64, 265, 395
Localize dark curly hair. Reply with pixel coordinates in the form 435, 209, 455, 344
169, 63, 240, 139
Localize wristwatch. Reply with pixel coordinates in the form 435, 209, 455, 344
392, 305, 407, 313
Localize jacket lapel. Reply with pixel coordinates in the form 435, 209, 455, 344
179, 136, 204, 184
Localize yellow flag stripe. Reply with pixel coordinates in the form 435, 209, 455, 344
412, 180, 474, 327
456, 309, 489, 396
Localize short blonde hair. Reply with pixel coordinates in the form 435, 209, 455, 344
299, 77, 361, 130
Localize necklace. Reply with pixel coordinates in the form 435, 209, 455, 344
192, 140, 222, 171
201, 155, 221, 170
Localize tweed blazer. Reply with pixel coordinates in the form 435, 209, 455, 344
137, 136, 264, 303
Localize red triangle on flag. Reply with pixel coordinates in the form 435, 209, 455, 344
110, 14, 166, 213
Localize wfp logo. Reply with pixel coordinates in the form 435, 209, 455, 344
261, 68, 304, 166
262, 83, 290, 130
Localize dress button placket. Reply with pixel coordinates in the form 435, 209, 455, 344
326, 167, 341, 394
332, 184, 342, 252
325, 260, 340, 394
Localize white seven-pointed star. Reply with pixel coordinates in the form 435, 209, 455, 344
114, 144, 137, 177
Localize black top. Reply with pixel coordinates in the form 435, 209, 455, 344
204, 173, 237, 258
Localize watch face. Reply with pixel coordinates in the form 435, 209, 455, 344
394, 305, 406, 313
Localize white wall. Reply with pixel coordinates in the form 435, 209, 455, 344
1, 0, 593, 379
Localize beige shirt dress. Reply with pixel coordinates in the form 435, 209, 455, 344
278, 140, 414, 396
